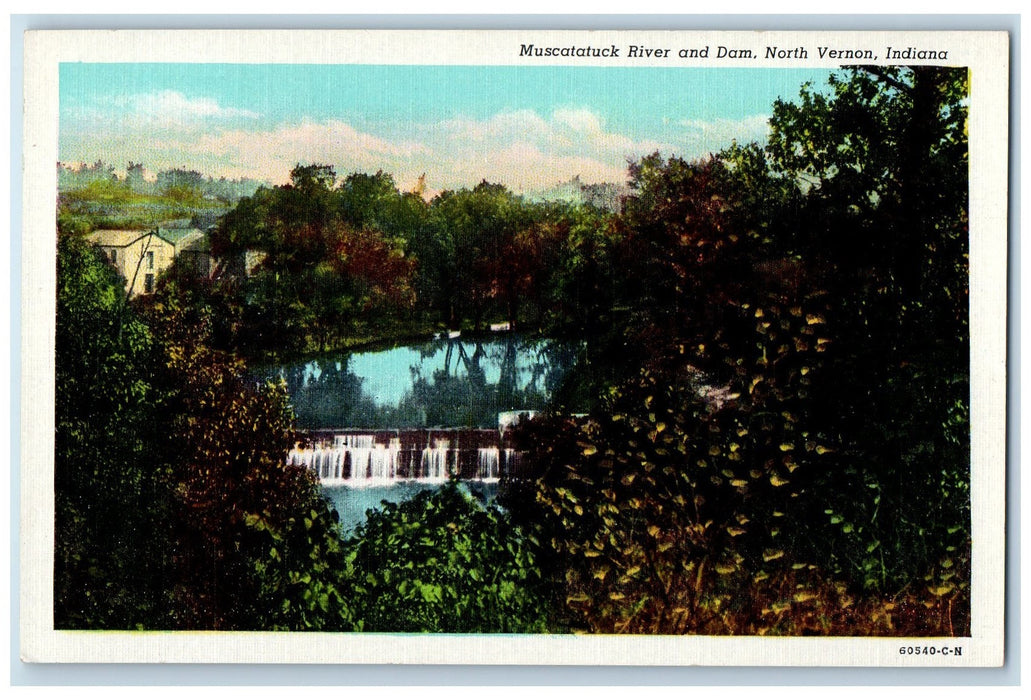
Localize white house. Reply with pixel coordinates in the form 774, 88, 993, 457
84, 229, 177, 297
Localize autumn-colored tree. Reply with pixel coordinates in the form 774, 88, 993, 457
211, 164, 427, 358
140, 293, 352, 629
331, 225, 417, 314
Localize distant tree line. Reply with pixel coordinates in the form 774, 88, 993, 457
57, 161, 264, 235
58, 160, 263, 202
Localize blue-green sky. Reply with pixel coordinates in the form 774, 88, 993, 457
60, 63, 832, 195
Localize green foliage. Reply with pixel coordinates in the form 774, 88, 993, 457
419, 182, 535, 329
237, 502, 354, 631
56, 234, 355, 630
57, 162, 256, 232
56, 66, 970, 636
509, 66, 970, 634
55, 234, 174, 628
211, 165, 420, 359
342, 482, 554, 633
543, 205, 618, 337
58, 183, 226, 233
211, 167, 618, 359
764, 67, 970, 590
510, 293, 835, 633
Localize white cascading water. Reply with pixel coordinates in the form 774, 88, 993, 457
289, 434, 395, 485
368, 438, 401, 482
289, 433, 512, 485
477, 447, 499, 480
420, 438, 451, 481
288, 446, 346, 480
348, 445, 373, 482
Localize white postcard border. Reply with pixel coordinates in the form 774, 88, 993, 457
20, 28, 1010, 667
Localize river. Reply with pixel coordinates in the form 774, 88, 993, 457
257, 332, 579, 532
258, 333, 581, 430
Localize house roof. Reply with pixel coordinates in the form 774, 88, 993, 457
158, 228, 206, 248
85, 229, 176, 249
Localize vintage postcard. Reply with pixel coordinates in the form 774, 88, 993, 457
20, 28, 1009, 666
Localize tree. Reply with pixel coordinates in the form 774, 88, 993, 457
290, 163, 337, 191
55, 234, 174, 629
210, 167, 426, 357
157, 168, 206, 204
337, 170, 397, 231
56, 234, 357, 631
424, 182, 531, 329
140, 292, 353, 630
599, 68, 971, 596
544, 204, 618, 338
509, 152, 843, 634
126, 161, 147, 191
765, 67, 970, 591
210, 185, 277, 259
509, 67, 970, 634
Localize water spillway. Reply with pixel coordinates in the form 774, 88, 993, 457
288, 428, 522, 486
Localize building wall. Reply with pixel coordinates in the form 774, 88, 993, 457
97, 234, 176, 296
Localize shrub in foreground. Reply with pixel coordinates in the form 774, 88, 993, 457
341, 482, 555, 633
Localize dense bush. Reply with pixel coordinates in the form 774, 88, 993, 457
55, 235, 174, 628
506, 66, 970, 636
341, 482, 554, 633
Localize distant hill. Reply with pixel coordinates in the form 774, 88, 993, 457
525, 176, 629, 213
56, 161, 267, 234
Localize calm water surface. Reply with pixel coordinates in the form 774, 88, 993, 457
260, 334, 580, 429
322, 480, 500, 535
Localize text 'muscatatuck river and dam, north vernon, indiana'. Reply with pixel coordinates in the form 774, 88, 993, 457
518, 43, 948, 61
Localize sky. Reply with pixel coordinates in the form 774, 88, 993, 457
59, 63, 833, 195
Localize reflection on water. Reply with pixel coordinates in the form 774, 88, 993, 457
323, 480, 500, 536
260, 334, 579, 429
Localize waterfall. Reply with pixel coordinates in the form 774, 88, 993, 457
289, 430, 521, 485
421, 438, 451, 481
477, 447, 499, 480
368, 438, 401, 482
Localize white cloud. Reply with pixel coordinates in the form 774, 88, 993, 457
67, 90, 259, 132
421, 108, 669, 191
122, 90, 260, 122
113, 108, 661, 192
175, 119, 432, 185
553, 107, 602, 133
